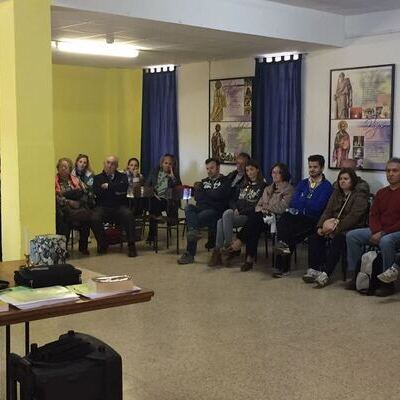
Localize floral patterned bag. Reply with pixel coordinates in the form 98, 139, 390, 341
29, 235, 68, 265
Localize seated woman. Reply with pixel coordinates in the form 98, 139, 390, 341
303, 167, 369, 287
126, 157, 144, 195
229, 163, 294, 271
72, 153, 95, 208
145, 154, 182, 243
56, 158, 101, 255
208, 159, 265, 267
126, 157, 145, 216
72, 154, 94, 188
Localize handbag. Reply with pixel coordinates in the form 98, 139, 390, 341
14, 264, 82, 288
29, 234, 68, 265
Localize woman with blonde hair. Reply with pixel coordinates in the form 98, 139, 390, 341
145, 154, 182, 243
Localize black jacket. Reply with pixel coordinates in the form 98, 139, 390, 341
232, 181, 266, 215
93, 171, 128, 208
194, 175, 231, 214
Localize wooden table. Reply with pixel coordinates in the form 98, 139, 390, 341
0, 260, 154, 400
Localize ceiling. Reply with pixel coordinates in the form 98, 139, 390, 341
267, 0, 400, 15
51, 7, 327, 68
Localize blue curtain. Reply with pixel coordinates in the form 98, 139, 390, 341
252, 56, 302, 184
141, 69, 179, 177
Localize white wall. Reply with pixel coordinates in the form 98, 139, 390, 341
178, 58, 254, 184
179, 32, 400, 191
303, 32, 400, 193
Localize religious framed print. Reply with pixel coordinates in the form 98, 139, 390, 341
209, 77, 252, 164
329, 64, 395, 171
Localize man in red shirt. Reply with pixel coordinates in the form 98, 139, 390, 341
346, 158, 400, 296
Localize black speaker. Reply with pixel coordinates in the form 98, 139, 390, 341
9, 331, 122, 400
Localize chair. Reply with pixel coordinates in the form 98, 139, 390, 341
153, 187, 186, 254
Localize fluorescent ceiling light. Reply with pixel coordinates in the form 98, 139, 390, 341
51, 40, 139, 58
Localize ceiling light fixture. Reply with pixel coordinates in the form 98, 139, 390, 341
146, 64, 176, 73
51, 39, 139, 58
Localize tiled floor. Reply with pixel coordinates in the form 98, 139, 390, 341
7, 238, 400, 399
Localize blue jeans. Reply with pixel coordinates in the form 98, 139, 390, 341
185, 204, 219, 256
216, 209, 248, 249
346, 228, 400, 272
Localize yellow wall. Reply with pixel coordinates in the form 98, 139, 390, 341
53, 64, 142, 172
0, 0, 55, 260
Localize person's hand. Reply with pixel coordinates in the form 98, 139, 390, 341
234, 209, 240, 216
101, 183, 109, 190
132, 169, 140, 178
169, 168, 175, 179
370, 231, 383, 245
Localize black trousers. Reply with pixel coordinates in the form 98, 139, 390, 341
56, 206, 103, 250
277, 212, 317, 252
147, 197, 178, 239
308, 232, 346, 275
237, 211, 265, 258
91, 205, 136, 247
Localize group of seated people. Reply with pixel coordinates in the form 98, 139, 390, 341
55, 151, 400, 297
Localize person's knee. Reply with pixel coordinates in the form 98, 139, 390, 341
223, 209, 233, 218
379, 234, 397, 250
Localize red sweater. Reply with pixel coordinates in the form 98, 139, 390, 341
369, 186, 400, 234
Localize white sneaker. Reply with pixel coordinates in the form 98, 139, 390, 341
377, 264, 399, 283
302, 268, 322, 283
314, 272, 329, 288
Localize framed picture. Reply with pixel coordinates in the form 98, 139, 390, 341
329, 64, 395, 171
209, 77, 252, 164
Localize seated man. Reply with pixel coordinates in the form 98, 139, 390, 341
274, 154, 333, 277
226, 152, 250, 191
347, 157, 400, 296
92, 155, 137, 257
178, 158, 231, 264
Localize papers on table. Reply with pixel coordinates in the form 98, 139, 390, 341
0, 286, 79, 310
67, 283, 141, 299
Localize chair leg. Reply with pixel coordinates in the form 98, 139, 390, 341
154, 222, 158, 253
166, 226, 170, 249
182, 223, 186, 239
176, 224, 180, 255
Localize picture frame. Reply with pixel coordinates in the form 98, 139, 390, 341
328, 64, 395, 171
209, 77, 252, 164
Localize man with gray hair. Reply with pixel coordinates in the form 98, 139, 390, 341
92, 156, 137, 257
346, 157, 400, 296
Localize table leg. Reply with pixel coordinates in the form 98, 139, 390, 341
6, 325, 10, 400
25, 322, 30, 356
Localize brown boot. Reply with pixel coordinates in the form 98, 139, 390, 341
208, 249, 222, 267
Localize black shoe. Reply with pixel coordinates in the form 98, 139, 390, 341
79, 242, 90, 256
128, 244, 137, 258
375, 282, 395, 297
272, 269, 290, 278
240, 262, 253, 272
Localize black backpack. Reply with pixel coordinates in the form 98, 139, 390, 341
355, 251, 383, 295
